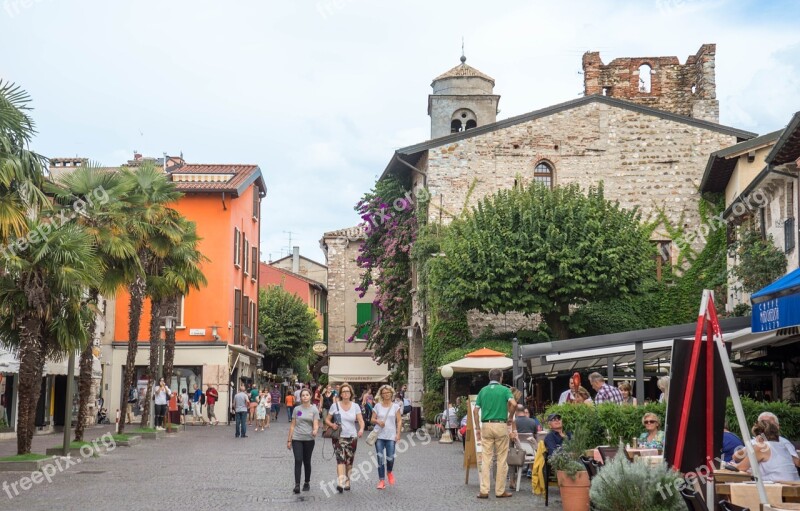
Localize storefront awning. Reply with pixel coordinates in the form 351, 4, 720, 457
751, 268, 800, 333
328, 356, 390, 383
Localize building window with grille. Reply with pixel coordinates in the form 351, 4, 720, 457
533, 161, 553, 189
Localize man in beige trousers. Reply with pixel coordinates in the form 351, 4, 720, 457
473, 367, 517, 499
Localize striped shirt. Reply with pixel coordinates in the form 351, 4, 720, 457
594, 384, 623, 405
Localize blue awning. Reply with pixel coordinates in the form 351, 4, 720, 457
751, 268, 800, 333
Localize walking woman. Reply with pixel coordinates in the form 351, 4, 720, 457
153, 378, 171, 430
371, 384, 402, 490
256, 389, 268, 431
264, 389, 272, 429
287, 388, 319, 494
324, 382, 364, 493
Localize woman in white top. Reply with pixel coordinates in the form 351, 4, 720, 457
152, 378, 171, 430
323, 382, 364, 492
371, 385, 403, 490
263, 391, 272, 429
733, 420, 800, 482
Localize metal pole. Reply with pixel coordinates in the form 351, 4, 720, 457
607, 356, 614, 386
62, 350, 75, 456
635, 342, 645, 406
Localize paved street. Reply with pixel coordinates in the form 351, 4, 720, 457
1, 418, 558, 510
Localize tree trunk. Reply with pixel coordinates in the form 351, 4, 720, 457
73, 338, 95, 441
544, 303, 571, 341
162, 296, 179, 384
16, 317, 45, 455
119, 274, 146, 435
140, 299, 162, 428
74, 290, 99, 442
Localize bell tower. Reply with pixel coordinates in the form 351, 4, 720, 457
428, 53, 500, 139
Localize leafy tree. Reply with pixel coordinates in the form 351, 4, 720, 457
430, 182, 655, 340
353, 175, 415, 364
730, 228, 787, 293
257, 287, 318, 370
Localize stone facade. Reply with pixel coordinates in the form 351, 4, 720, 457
423, 99, 741, 248
321, 226, 377, 354
429, 58, 499, 139
582, 44, 719, 123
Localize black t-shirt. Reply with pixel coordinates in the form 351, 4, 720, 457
322, 395, 333, 410
515, 416, 539, 434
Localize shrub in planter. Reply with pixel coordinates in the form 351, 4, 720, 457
589, 451, 685, 511
548, 427, 591, 511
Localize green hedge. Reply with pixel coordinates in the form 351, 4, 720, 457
545, 398, 800, 448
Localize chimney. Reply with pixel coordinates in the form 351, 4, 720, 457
292, 246, 300, 274
133, 151, 142, 161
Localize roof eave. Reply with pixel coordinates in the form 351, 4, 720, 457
765, 112, 800, 165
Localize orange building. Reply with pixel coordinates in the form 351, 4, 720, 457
259, 261, 327, 329
106, 154, 266, 422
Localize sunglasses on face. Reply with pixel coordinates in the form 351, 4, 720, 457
643, 420, 658, 425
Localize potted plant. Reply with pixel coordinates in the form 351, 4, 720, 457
589, 448, 685, 511
548, 431, 591, 511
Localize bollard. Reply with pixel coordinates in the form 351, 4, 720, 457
115, 409, 120, 433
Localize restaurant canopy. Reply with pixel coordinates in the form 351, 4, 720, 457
440, 347, 513, 373
751, 267, 800, 333
328, 355, 390, 383
519, 316, 751, 400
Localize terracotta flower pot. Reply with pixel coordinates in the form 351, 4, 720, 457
557, 470, 590, 511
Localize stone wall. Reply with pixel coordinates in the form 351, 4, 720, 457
322, 232, 376, 354
466, 310, 541, 338
424, 100, 740, 252
582, 44, 719, 122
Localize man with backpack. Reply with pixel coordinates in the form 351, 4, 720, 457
206, 385, 219, 426
126, 385, 138, 424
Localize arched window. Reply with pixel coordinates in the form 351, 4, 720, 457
534, 161, 553, 188
451, 108, 477, 133
638, 64, 652, 93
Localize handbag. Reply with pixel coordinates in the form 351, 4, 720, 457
323, 403, 341, 440
367, 403, 396, 446
507, 442, 526, 466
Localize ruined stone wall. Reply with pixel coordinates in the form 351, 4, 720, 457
425, 100, 740, 253
582, 44, 719, 122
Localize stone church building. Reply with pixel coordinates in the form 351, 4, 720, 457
326, 44, 758, 406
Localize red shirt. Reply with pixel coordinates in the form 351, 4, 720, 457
206, 388, 218, 405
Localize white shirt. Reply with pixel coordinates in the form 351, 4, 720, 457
154, 386, 171, 406
332, 402, 362, 438
760, 440, 800, 482
558, 389, 574, 405
373, 402, 400, 441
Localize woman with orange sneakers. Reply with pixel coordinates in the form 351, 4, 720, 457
371, 384, 403, 490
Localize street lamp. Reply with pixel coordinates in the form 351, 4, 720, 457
439, 365, 454, 444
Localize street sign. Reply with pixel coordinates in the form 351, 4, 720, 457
320, 365, 329, 374
312, 342, 327, 354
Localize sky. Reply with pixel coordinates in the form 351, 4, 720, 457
2, 0, 799, 265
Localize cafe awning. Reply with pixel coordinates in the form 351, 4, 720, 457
441, 348, 513, 373
751, 267, 800, 333
328, 355, 390, 383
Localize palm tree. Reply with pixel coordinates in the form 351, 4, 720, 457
45, 166, 139, 441
139, 214, 207, 427
0, 219, 100, 454
116, 164, 182, 434
0, 81, 48, 242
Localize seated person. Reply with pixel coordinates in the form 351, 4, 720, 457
514, 404, 540, 434
721, 421, 744, 463
638, 412, 665, 450
733, 420, 800, 482
574, 386, 593, 406
754, 412, 798, 462
544, 413, 571, 454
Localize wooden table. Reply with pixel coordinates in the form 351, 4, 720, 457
716, 482, 800, 503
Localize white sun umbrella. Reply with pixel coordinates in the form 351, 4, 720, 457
439, 347, 513, 373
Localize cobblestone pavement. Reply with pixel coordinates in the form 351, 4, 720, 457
1, 418, 560, 510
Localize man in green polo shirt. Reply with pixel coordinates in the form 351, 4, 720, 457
473, 368, 517, 499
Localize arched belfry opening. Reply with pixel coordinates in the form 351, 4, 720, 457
450, 108, 477, 133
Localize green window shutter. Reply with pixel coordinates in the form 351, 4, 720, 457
356, 303, 372, 338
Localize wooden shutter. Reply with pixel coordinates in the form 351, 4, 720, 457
234, 289, 241, 344
233, 228, 240, 266
251, 247, 258, 278
253, 185, 259, 220
356, 303, 372, 339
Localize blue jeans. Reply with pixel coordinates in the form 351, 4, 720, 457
287, 405, 294, 422
375, 438, 396, 480
235, 411, 247, 437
